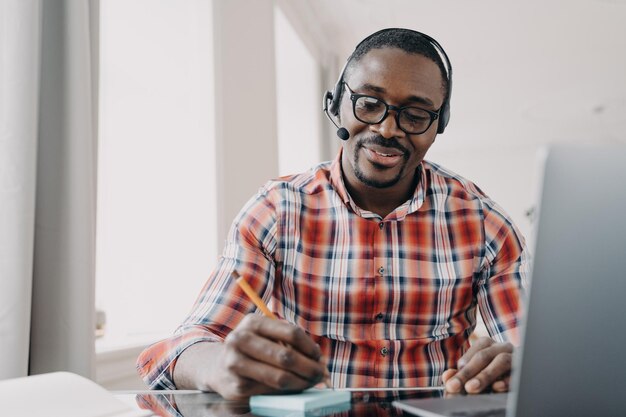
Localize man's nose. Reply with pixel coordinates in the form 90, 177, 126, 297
370, 111, 404, 139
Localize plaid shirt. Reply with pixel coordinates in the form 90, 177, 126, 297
137, 150, 530, 389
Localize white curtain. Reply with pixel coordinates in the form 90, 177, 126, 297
0, 0, 99, 379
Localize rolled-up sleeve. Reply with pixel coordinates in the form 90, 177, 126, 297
136, 325, 222, 389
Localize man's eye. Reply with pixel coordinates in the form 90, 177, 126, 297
403, 109, 430, 122
357, 97, 383, 112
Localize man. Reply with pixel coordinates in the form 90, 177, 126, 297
137, 28, 529, 400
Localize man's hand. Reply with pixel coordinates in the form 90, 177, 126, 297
442, 337, 514, 394
173, 314, 327, 400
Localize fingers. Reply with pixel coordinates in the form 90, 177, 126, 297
239, 315, 322, 360
230, 330, 326, 383
216, 314, 328, 399
445, 339, 514, 394
464, 351, 512, 393
222, 349, 317, 395
457, 337, 493, 368
492, 375, 511, 392
441, 369, 458, 384
317, 354, 333, 388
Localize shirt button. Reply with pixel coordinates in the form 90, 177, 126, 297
378, 222, 384, 230
380, 347, 389, 357
378, 266, 384, 275
375, 313, 384, 321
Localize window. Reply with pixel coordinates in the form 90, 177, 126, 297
96, 0, 216, 352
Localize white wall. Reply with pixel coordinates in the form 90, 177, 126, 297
212, 0, 279, 247
274, 5, 322, 176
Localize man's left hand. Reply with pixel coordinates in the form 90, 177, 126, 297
441, 337, 514, 394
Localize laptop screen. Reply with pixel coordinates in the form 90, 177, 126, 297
511, 144, 626, 416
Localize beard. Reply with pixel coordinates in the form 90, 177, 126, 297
352, 135, 410, 189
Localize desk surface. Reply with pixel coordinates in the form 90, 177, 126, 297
115, 388, 445, 417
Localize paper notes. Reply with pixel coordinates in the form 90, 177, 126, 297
250, 389, 351, 416
0, 372, 151, 417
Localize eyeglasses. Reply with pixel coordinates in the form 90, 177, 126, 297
344, 83, 440, 135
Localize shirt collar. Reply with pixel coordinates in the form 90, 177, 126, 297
329, 148, 427, 220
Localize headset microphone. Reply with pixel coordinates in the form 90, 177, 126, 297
322, 91, 350, 140
336, 127, 350, 141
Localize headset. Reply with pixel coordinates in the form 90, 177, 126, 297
323, 28, 453, 140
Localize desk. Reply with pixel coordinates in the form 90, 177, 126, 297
115, 388, 444, 416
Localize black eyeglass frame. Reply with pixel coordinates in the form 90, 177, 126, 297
344, 83, 440, 135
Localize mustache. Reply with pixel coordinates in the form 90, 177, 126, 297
357, 135, 409, 155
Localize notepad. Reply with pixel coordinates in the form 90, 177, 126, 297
0, 372, 151, 417
250, 389, 351, 414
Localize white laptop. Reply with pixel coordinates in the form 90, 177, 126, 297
394, 145, 626, 417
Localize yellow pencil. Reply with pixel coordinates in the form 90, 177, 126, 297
233, 270, 277, 319
232, 270, 333, 389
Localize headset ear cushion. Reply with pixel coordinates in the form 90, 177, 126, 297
437, 100, 450, 134
328, 80, 344, 116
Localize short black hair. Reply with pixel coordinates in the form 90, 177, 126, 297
341, 28, 450, 103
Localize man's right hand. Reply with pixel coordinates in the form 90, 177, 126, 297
173, 314, 328, 400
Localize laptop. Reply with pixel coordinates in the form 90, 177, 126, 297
394, 145, 626, 417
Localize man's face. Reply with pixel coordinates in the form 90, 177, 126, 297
339, 47, 445, 190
